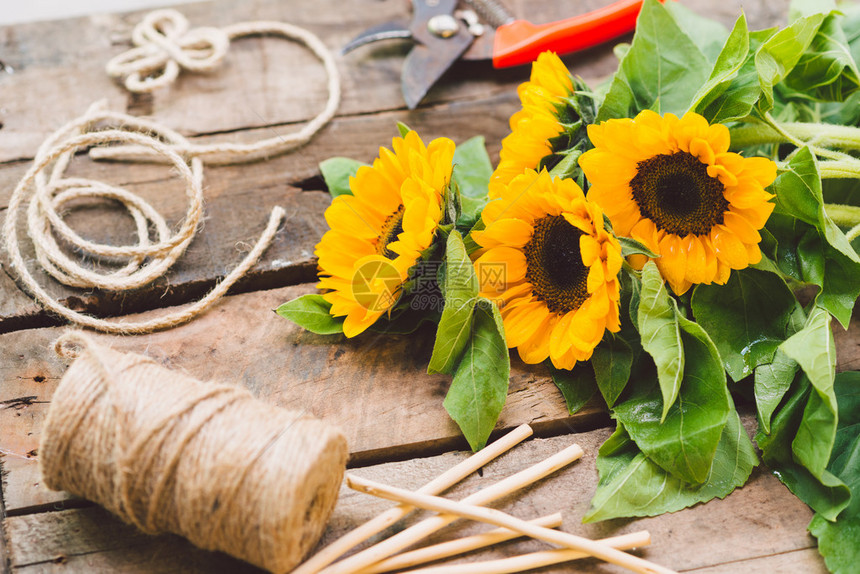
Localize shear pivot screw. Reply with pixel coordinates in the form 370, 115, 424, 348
427, 14, 459, 38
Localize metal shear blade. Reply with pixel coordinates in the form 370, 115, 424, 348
343, 0, 489, 109
344, 0, 646, 109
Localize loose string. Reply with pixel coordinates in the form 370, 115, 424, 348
2, 101, 286, 334
3, 8, 343, 334
97, 9, 341, 165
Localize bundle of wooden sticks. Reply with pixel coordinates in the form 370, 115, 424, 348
297, 424, 675, 574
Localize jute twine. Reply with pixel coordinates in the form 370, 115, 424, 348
2, 101, 287, 334
40, 332, 348, 574
95, 9, 341, 165
4, 9, 342, 334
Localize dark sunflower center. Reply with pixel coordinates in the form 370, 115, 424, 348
377, 205, 405, 259
524, 215, 589, 314
629, 151, 728, 236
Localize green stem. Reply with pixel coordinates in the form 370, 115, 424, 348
819, 159, 860, 179
824, 203, 860, 227
847, 224, 860, 242
728, 123, 787, 148
763, 113, 849, 162
783, 122, 860, 150
730, 119, 860, 159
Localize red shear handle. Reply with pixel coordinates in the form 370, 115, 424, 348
492, 0, 645, 68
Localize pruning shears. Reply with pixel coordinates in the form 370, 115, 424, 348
343, 0, 646, 109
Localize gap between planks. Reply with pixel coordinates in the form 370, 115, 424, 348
3, 428, 823, 573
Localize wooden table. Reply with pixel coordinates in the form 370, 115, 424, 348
0, 0, 856, 572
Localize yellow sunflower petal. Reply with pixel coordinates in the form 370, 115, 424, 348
313, 131, 452, 337
656, 234, 688, 291
722, 211, 762, 244
584, 110, 777, 291
472, 218, 534, 248
711, 227, 749, 268
684, 235, 713, 284
503, 300, 551, 348
474, 247, 527, 286
472, 167, 622, 369
517, 314, 557, 364
343, 309, 385, 338
489, 53, 575, 188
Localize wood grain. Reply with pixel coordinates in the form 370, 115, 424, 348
0, 0, 793, 332
0, 0, 843, 572
0, 92, 528, 332
4, 426, 822, 573
1, 279, 858, 514
0, 282, 610, 514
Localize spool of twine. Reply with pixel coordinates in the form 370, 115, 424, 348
39, 333, 348, 573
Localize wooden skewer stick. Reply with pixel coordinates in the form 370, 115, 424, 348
346, 475, 678, 574
403, 530, 652, 574
321, 442, 584, 574
357, 513, 564, 574
294, 424, 534, 574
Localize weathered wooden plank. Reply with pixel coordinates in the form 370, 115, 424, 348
0, 0, 794, 331
690, 548, 828, 574
0, 182, 327, 332
0, 466, 9, 573
0, 0, 792, 163
5, 426, 822, 573
2, 275, 858, 514
0, 92, 520, 332
0, 281, 607, 513
0, 0, 599, 163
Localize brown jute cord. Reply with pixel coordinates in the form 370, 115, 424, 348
40, 333, 348, 573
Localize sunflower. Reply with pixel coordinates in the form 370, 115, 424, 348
472, 168, 622, 370
490, 52, 593, 197
579, 110, 777, 295
316, 131, 454, 337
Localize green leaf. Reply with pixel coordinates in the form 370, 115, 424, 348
617, 236, 659, 259
614, 318, 731, 485
585, 408, 757, 522
785, 11, 860, 102
429, 232, 479, 375
757, 374, 851, 520
780, 307, 838, 477
771, 147, 860, 326
396, 122, 411, 137
689, 14, 750, 114
319, 157, 366, 198
700, 28, 778, 123
663, 0, 729, 63
809, 371, 860, 574
597, 0, 710, 120
773, 146, 826, 226
818, 243, 860, 328
844, 3, 860, 66
637, 262, 683, 421
754, 349, 799, 434
691, 268, 797, 381
275, 294, 344, 335
591, 333, 635, 408
547, 362, 597, 415
443, 299, 510, 451
452, 136, 492, 227
789, 0, 837, 21
755, 13, 827, 112
452, 136, 492, 199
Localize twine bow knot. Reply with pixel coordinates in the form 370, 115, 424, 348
106, 9, 230, 93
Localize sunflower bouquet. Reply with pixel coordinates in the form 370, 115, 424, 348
279, 0, 860, 570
